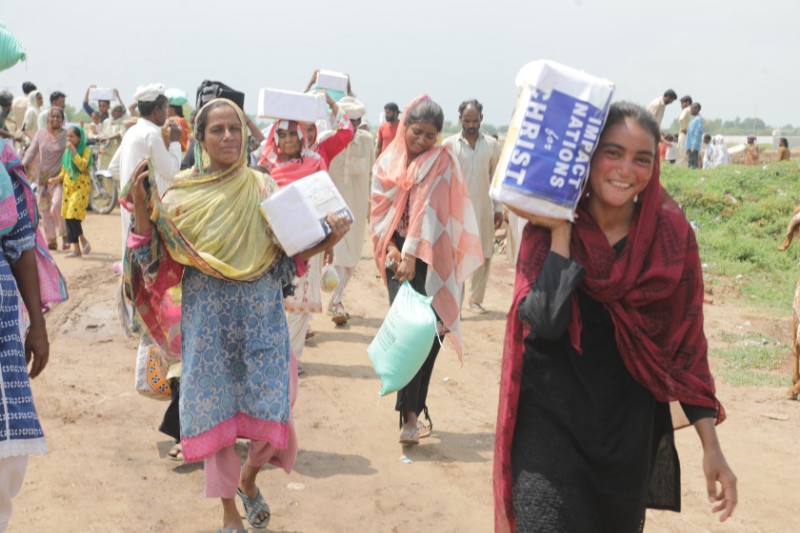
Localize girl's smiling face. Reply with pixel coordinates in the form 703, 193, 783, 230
588, 117, 656, 210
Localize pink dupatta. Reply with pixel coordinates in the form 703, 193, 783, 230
370, 95, 483, 359
258, 120, 327, 188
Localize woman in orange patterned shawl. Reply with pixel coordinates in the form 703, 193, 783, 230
371, 95, 483, 444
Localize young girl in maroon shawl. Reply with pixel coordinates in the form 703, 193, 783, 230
493, 102, 737, 532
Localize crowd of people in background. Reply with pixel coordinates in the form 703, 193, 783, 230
0, 74, 758, 532
647, 88, 792, 171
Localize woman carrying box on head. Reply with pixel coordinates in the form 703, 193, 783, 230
371, 95, 483, 445
493, 101, 737, 532
125, 99, 348, 532
301, 91, 354, 168
257, 108, 352, 370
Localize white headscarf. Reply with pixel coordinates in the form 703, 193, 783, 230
133, 83, 165, 103
338, 96, 366, 120
714, 135, 730, 167
27, 89, 42, 112
23, 90, 43, 133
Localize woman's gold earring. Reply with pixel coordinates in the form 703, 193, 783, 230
634, 194, 639, 203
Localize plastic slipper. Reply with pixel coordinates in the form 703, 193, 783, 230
236, 487, 271, 529
82, 241, 91, 255
468, 302, 488, 315
167, 443, 183, 462
399, 425, 419, 445
331, 311, 347, 326
417, 419, 431, 439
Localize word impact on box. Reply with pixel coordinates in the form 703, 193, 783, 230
490, 60, 615, 221
257, 88, 328, 122
260, 171, 354, 256
88, 87, 115, 102
315, 69, 349, 93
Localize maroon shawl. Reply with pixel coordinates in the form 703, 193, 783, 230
493, 162, 724, 532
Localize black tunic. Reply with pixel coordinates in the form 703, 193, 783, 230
510, 244, 714, 533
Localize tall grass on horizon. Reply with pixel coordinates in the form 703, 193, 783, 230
661, 161, 800, 310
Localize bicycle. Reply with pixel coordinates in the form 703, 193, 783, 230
87, 139, 118, 214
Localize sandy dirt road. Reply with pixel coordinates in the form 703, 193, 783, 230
7, 210, 800, 533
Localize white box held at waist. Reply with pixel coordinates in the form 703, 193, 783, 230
257, 88, 327, 122
490, 60, 615, 221
260, 171, 354, 256
89, 87, 115, 102
315, 69, 349, 92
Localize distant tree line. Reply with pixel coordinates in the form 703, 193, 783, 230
664, 116, 799, 136
73, 101, 797, 139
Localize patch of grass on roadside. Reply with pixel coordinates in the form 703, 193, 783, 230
714, 331, 788, 387
662, 161, 800, 310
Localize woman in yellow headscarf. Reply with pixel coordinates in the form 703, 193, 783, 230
125, 99, 349, 532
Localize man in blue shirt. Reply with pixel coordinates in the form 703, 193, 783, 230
686, 102, 704, 169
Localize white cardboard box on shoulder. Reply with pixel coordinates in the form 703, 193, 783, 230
490, 60, 615, 221
315, 69, 349, 92
257, 88, 327, 122
89, 87, 115, 102
260, 171, 354, 256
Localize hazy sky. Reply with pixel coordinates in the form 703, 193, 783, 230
2, 0, 796, 130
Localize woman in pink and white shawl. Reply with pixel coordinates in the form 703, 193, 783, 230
371, 95, 483, 445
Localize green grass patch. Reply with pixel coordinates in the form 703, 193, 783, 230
713, 331, 788, 387
662, 161, 800, 309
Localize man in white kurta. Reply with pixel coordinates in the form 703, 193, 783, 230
443, 100, 501, 314
646, 88, 677, 128
108, 84, 181, 338
108, 83, 182, 253
675, 95, 693, 167
326, 97, 374, 325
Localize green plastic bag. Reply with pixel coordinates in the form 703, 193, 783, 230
0, 22, 26, 72
368, 281, 437, 396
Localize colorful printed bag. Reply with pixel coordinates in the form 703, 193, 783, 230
134, 336, 171, 400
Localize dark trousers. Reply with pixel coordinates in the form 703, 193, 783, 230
159, 379, 181, 441
385, 237, 443, 428
687, 150, 699, 169
65, 218, 83, 243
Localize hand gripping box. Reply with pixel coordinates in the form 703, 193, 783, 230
257, 88, 328, 122
315, 69, 349, 93
490, 60, 614, 220
89, 87, 115, 102
260, 171, 354, 256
